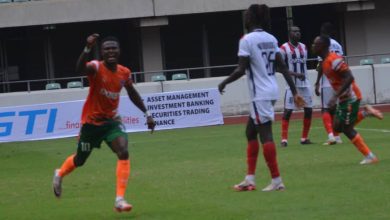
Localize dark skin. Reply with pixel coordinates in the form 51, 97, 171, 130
312, 36, 357, 139
287, 26, 305, 80
282, 26, 312, 127
76, 33, 156, 160
218, 12, 305, 144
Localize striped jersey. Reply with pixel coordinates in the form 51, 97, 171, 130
280, 42, 310, 88
81, 60, 132, 125
238, 29, 280, 101
321, 38, 344, 88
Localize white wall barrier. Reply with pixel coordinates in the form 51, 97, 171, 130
0, 88, 223, 143
1, 64, 390, 119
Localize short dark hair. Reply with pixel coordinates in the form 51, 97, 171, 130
247, 4, 271, 31
100, 36, 120, 47
320, 22, 335, 37
319, 35, 331, 48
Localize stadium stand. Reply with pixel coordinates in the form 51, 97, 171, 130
67, 81, 83, 88
45, 83, 61, 90
172, 73, 188, 80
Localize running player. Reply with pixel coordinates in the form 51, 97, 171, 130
280, 26, 313, 147
52, 33, 156, 212
218, 4, 305, 192
314, 22, 345, 145
315, 23, 381, 145
312, 35, 382, 164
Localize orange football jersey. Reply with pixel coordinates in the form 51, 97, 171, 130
322, 52, 362, 102
81, 60, 132, 125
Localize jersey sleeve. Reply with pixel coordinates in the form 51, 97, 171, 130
279, 45, 287, 60
331, 57, 349, 73
238, 37, 250, 57
124, 68, 133, 86
86, 60, 99, 72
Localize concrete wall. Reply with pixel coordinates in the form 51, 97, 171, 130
2, 64, 390, 116
0, 0, 359, 28
344, 0, 390, 65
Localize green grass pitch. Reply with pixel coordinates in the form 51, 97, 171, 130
1, 114, 389, 220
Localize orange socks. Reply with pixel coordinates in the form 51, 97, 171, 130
351, 134, 371, 156
58, 154, 76, 177
116, 159, 131, 198
355, 111, 365, 125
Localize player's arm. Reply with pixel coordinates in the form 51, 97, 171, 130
124, 82, 156, 133
275, 52, 305, 108
76, 33, 99, 75
314, 61, 323, 96
218, 56, 249, 94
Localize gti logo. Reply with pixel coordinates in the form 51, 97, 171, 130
0, 108, 57, 137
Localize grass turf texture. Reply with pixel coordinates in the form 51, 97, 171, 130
0, 115, 389, 220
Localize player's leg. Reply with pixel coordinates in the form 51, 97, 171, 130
233, 118, 258, 191
53, 124, 97, 198
281, 89, 294, 147
254, 100, 285, 192
300, 88, 314, 144
321, 87, 339, 145
106, 121, 132, 212
337, 100, 378, 164
300, 107, 313, 144
355, 105, 384, 125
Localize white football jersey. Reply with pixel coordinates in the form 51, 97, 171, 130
321, 38, 344, 88
238, 29, 280, 101
280, 42, 310, 88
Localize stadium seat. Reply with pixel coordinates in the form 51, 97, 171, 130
151, 74, 166, 82
67, 81, 83, 88
45, 83, 61, 90
172, 73, 188, 80
380, 57, 390, 64
359, 58, 374, 65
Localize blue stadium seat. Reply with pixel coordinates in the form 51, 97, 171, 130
172, 73, 188, 80
151, 74, 166, 82
45, 83, 61, 90
359, 58, 374, 65
67, 81, 83, 88
381, 57, 390, 64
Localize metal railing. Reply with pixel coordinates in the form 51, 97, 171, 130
1, 53, 389, 93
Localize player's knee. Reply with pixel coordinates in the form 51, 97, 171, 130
304, 108, 312, 118
246, 128, 257, 140
73, 154, 88, 167
282, 109, 293, 120
116, 148, 129, 160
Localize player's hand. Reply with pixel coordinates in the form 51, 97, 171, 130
218, 83, 226, 95
314, 83, 320, 96
327, 95, 337, 110
86, 33, 99, 49
294, 94, 306, 108
297, 73, 306, 81
146, 116, 156, 134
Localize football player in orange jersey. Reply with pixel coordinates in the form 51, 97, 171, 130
312, 35, 383, 165
53, 33, 156, 212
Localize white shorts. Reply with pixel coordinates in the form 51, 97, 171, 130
250, 100, 276, 125
284, 87, 313, 110
321, 87, 335, 108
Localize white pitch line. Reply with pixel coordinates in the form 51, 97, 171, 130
311, 126, 390, 133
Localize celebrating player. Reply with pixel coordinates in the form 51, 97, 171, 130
218, 4, 305, 192
52, 33, 156, 212
312, 35, 382, 165
280, 26, 313, 147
